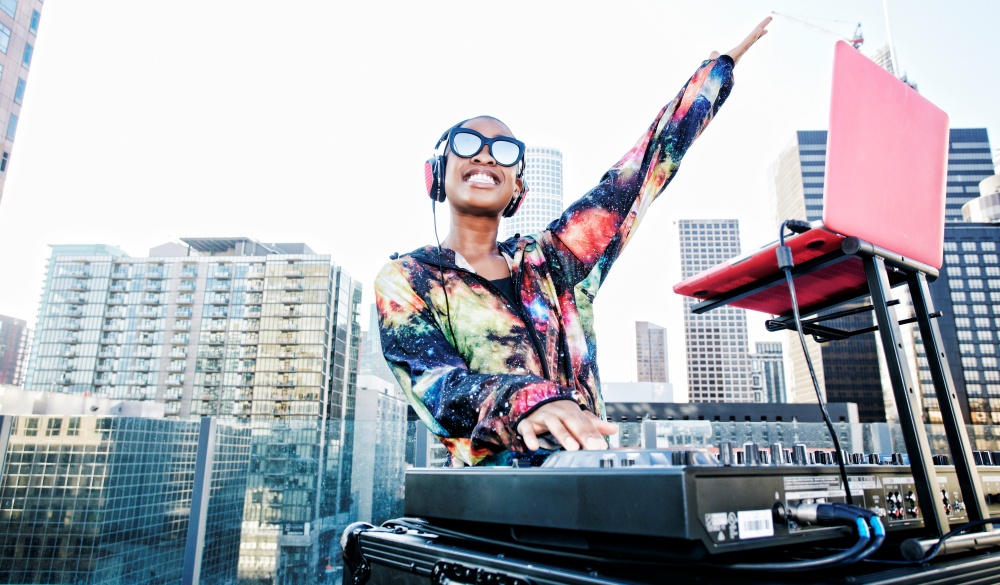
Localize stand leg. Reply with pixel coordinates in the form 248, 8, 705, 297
908, 272, 989, 524
865, 256, 948, 537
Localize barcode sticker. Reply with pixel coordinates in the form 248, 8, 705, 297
737, 510, 774, 539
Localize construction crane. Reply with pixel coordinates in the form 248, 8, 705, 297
771, 11, 864, 50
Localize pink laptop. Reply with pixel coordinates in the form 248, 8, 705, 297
673, 41, 949, 316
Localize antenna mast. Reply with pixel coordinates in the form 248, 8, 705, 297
882, 0, 902, 79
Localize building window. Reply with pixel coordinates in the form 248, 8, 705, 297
14, 77, 24, 104
0, 0, 14, 19
45, 417, 62, 436
5, 113, 16, 140
0, 22, 10, 54
22, 42, 32, 68
67, 417, 80, 436
29, 9, 39, 34
0, 151, 7, 172
24, 417, 38, 436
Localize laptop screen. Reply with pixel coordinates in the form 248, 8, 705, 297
823, 40, 950, 269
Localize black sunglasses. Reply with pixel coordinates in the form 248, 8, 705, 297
447, 128, 525, 167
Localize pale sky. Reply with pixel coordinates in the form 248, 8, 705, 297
1, 1, 997, 392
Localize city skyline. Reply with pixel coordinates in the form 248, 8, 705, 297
0, 1, 998, 392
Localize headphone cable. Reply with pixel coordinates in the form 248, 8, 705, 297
432, 200, 458, 344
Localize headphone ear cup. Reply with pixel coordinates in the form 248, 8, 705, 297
502, 182, 528, 218
425, 155, 446, 203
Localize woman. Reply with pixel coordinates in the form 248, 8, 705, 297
376, 18, 771, 467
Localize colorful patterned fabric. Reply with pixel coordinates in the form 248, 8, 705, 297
376, 56, 735, 466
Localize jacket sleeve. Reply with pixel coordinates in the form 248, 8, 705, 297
374, 261, 587, 466
546, 56, 735, 287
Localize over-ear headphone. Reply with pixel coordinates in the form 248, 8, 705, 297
424, 120, 529, 218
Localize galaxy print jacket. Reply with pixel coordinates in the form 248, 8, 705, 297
376, 56, 734, 466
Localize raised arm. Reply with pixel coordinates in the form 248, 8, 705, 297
545, 17, 771, 289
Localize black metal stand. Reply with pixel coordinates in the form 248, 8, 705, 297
692, 235, 989, 539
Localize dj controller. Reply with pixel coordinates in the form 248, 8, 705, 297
403, 447, 1000, 558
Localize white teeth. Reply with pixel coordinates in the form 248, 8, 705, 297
467, 173, 496, 185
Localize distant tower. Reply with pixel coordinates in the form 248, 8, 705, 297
500, 147, 563, 240
678, 220, 754, 403
635, 321, 669, 383
750, 342, 787, 403
0, 0, 44, 203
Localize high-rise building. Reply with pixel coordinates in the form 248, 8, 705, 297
350, 375, 407, 526
945, 129, 995, 222
0, 389, 250, 585
678, 219, 754, 403
22, 237, 363, 584
0, 314, 30, 385
0, 0, 43, 204
635, 321, 669, 383
911, 223, 1000, 425
499, 147, 563, 240
750, 342, 787, 404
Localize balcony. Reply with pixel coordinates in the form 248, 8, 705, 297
63, 308, 83, 318
60, 349, 77, 359
175, 307, 193, 318
177, 294, 194, 305
245, 293, 263, 305
67, 295, 86, 305
102, 322, 123, 332
205, 321, 227, 332
205, 308, 228, 318
136, 337, 155, 345
202, 378, 221, 387
111, 269, 130, 278
141, 294, 162, 305
181, 267, 198, 278
96, 363, 114, 372
105, 308, 124, 318
168, 363, 186, 373
67, 268, 91, 279
214, 268, 232, 279
139, 308, 160, 318
170, 334, 190, 345
60, 362, 76, 371
277, 365, 296, 373
94, 375, 111, 385
146, 268, 164, 280
109, 283, 127, 292
281, 294, 303, 304
138, 320, 158, 331
69, 281, 89, 292
57, 376, 71, 385
208, 295, 229, 306
204, 334, 225, 346
98, 348, 117, 357
211, 283, 230, 292
276, 380, 297, 388
100, 335, 120, 345
169, 349, 188, 359
283, 282, 304, 292
285, 268, 305, 278
279, 323, 299, 332
178, 281, 196, 292
107, 296, 125, 305
166, 375, 184, 386
173, 320, 191, 331
64, 322, 82, 332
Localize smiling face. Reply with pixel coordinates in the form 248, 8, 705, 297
443, 117, 523, 219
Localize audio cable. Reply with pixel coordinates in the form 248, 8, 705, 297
776, 219, 855, 507
721, 502, 885, 571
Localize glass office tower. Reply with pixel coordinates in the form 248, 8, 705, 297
23, 237, 363, 583
0, 413, 250, 584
